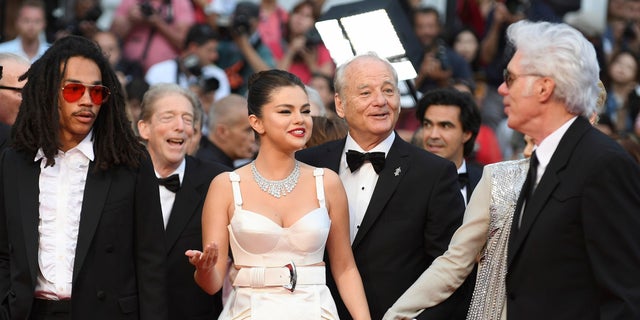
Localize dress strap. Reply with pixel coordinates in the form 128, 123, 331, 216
229, 172, 242, 211
313, 168, 326, 208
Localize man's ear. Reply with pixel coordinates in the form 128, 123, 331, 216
137, 120, 150, 140
462, 130, 473, 144
538, 77, 556, 102
335, 93, 346, 118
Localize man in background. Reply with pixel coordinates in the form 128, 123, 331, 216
0, 0, 50, 62
137, 83, 229, 319
0, 53, 30, 127
417, 88, 482, 204
196, 94, 256, 168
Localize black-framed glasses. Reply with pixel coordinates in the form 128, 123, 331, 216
0, 85, 23, 93
503, 69, 541, 88
61, 83, 111, 105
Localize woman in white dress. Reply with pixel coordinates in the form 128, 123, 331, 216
186, 69, 370, 319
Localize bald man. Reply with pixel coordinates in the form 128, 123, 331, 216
0, 53, 30, 126
195, 94, 256, 167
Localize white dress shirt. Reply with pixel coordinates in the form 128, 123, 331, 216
458, 160, 468, 205
533, 116, 578, 187
34, 132, 94, 300
517, 116, 577, 227
156, 159, 186, 228
339, 132, 395, 243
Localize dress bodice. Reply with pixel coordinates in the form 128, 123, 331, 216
227, 168, 331, 267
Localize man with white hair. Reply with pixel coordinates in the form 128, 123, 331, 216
500, 20, 640, 319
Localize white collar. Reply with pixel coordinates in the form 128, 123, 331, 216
34, 130, 95, 162
344, 131, 395, 155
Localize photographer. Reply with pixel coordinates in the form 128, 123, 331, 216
111, 0, 195, 71
413, 7, 473, 93
145, 23, 231, 121
52, 0, 102, 40
276, 0, 334, 84
216, 1, 275, 95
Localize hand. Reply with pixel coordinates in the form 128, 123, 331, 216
289, 36, 307, 54
185, 242, 219, 271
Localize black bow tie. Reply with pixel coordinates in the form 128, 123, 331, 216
158, 174, 180, 193
346, 150, 386, 174
458, 172, 469, 189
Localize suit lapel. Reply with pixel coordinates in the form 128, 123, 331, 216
322, 139, 345, 173
73, 162, 111, 281
352, 136, 408, 249
164, 158, 202, 252
18, 158, 42, 282
508, 117, 591, 267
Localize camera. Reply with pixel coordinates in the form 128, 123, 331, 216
230, 2, 259, 36
433, 40, 450, 71
304, 27, 322, 49
82, 5, 103, 23
182, 54, 202, 77
232, 13, 252, 35
139, 1, 155, 17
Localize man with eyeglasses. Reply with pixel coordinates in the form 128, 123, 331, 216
0, 53, 30, 127
0, 35, 169, 320
499, 21, 640, 319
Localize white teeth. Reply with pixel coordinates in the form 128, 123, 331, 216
292, 130, 304, 135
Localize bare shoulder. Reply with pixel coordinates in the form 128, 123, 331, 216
299, 162, 342, 189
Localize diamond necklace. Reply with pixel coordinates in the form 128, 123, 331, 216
251, 160, 300, 198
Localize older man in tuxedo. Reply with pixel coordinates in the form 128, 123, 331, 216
297, 52, 464, 320
501, 21, 640, 319
137, 83, 230, 319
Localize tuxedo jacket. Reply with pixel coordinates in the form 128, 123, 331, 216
436, 160, 483, 320
0, 148, 168, 320
465, 161, 482, 203
164, 156, 229, 320
506, 116, 640, 319
296, 134, 465, 320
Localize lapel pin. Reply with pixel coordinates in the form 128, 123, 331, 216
394, 167, 401, 176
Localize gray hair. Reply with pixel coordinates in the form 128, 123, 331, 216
138, 83, 200, 123
506, 20, 600, 116
334, 52, 398, 100
306, 85, 326, 117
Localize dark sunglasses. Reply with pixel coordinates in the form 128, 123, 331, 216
0, 85, 23, 93
61, 83, 111, 105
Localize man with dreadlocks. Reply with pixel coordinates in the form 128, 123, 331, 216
0, 35, 168, 320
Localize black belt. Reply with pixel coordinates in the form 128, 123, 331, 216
32, 299, 71, 315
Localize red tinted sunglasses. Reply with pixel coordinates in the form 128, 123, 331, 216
61, 83, 111, 105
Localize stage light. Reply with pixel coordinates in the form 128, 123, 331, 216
315, 0, 422, 81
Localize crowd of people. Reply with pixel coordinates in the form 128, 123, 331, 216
0, 0, 640, 319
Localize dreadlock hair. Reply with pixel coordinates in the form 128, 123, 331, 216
11, 35, 145, 170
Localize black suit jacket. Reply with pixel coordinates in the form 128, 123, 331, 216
164, 156, 229, 320
506, 116, 640, 319
195, 137, 234, 168
296, 134, 465, 320
0, 149, 168, 320
0, 124, 10, 154
430, 160, 484, 320
465, 161, 482, 203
